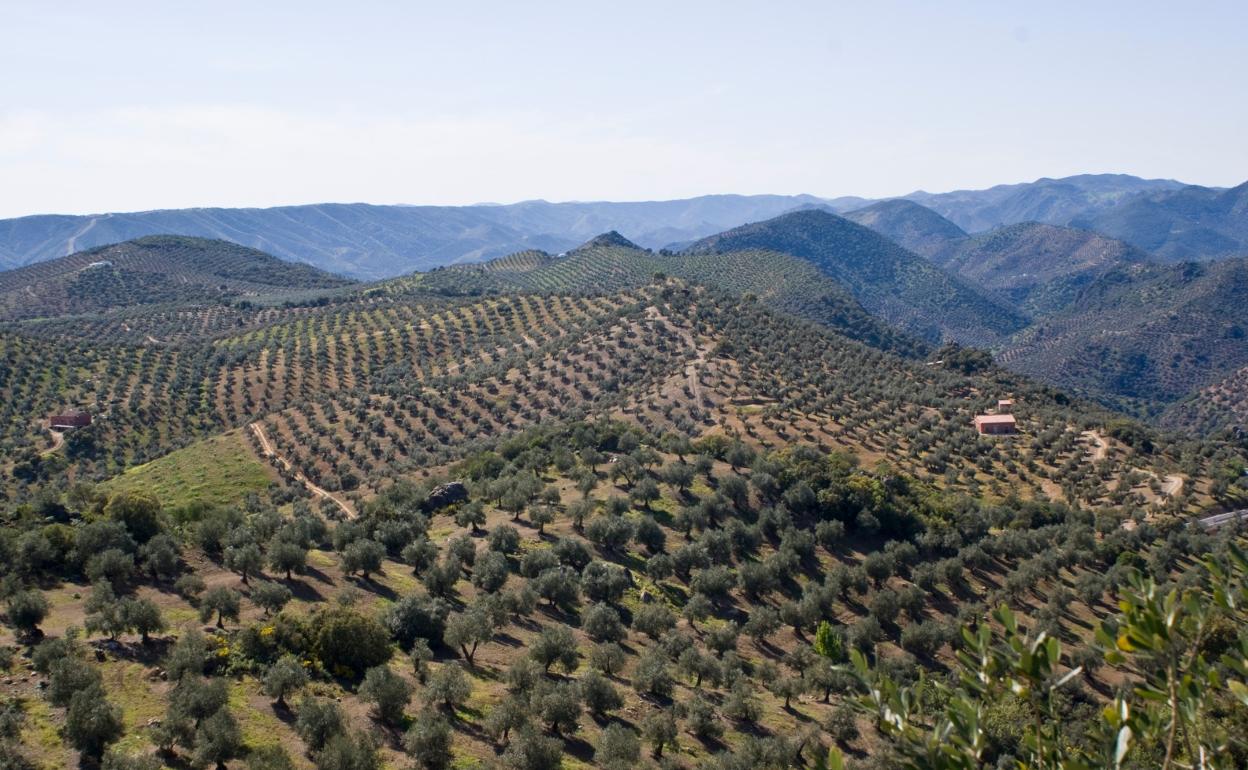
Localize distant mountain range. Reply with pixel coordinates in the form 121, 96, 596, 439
0, 195, 845, 279
3, 174, 1244, 279
1070, 181, 1248, 262
901, 173, 1188, 232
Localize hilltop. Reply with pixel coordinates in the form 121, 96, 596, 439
932, 222, 1151, 314
0, 236, 352, 321
841, 199, 967, 258
683, 209, 1028, 346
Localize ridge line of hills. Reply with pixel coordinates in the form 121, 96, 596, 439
3, 174, 1246, 279
4, 188, 1248, 437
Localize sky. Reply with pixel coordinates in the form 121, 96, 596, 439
1, 0, 1245, 219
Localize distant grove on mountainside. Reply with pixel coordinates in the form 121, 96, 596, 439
0, 236, 354, 320
3, 174, 1244, 279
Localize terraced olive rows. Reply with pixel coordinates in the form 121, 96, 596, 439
3, 273, 1235, 520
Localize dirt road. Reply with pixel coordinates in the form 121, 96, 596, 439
1081, 430, 1108, 461
249, 422, 355, 518
44, 428, 65, 455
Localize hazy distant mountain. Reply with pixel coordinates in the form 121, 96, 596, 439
0, 195, 843, 279
841, 199, 967, 258
903, 174, 1186, 233
5, 174, 1241, 282
1071, 181, 1248, 262
684, 209, 1027, 346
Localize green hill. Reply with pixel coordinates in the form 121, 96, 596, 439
998, 257, 1248, 412
683, 209, 1028, 347
0, 235, 353, 321
842, 199, 967, 258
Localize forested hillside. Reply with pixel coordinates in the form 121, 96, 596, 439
997, 258, 1248, 413
684, 209, 1028, 346
1160, 365, 1248, 436
932, 222, 1150, 315
0, 236, 353, 321
841, 200, 967, 258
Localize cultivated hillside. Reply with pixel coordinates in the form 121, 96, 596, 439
1071, 180, 1248, 262
1, 253, 1246, 770
0, 236, 353, 321
1160, 365, 1248, 436
998, 257, 1248, 411
841, 199, 967, 258
404, 237, 926, 358
683, 209, 1028, 346
933, 222, 1151, 314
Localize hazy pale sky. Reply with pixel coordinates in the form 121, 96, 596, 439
2, 0, 1245, 218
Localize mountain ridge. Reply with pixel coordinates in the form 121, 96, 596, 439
2, 174, 1228, 279
683, 208, 1028, 346
1071, 180, 1248, 261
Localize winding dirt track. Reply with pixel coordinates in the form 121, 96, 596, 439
44, 428, 65, 454
1082, 430, 1108, 461
1085, 429, 1184, 501
249, 422, 355, 518
1161, 475, 1184, 496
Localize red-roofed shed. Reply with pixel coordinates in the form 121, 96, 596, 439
974, 414, 1016, 435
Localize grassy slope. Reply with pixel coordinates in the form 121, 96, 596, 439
100, 429, 276, 514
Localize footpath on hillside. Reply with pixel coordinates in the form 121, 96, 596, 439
249, 422, 355, 518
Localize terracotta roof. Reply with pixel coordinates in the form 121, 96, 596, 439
974, 414, 1016, 425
